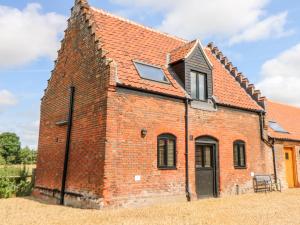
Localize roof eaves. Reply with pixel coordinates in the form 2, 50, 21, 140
268, 135, 300, 143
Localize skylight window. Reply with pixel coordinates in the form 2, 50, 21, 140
269, 121, 289, 133
134, 61, 168, 83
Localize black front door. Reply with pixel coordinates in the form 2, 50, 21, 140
195, 144, 217, 198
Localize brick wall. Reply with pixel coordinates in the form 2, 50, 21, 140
103, 88, 270, 205
104, 88, 186, 206
188, 105, 268, 196
35, 2, 111, 202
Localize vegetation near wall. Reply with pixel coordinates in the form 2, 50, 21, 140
0, 132, 37, 198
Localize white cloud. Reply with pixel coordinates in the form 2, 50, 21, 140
0, 3, 66, 68
0, 118, 39, 149
257, 43, 300, 106
111, 0, 291, 44
17, 120, 40, 149
229, 12, 293, 45
0, 90, 17, 107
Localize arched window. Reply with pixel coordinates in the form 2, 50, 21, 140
157, 134, 176, 169
233, 140, 246, 168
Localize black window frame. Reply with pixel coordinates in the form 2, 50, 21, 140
157, 134, 177, 169
233, 140, 246, 169
190, 71, 208, 101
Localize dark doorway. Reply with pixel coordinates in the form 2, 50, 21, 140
195, 136, 218, 198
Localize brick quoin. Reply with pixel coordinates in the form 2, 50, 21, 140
33, 0, 274, 208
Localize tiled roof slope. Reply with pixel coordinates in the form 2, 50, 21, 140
90, 7, 187, 98
267, 100, 300, 141
81, 2, 263, 111
204, 48, 262, 111
169, 40, 197, 64
207, 43, 265, 110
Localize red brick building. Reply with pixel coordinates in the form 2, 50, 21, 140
34, 0, 274, 208
266, 101, 300, 189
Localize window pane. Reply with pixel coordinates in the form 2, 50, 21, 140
198, 73, 206, 101
191, 72, 197, 99
234, 144, 239, 166
158, 139, 165, 167
167, 140, 175, 167
268, 121, 288, 133
239, 145, 245, 167
204, 147, 211, 168
195, 146, 203, 167
134, 62, 168, 82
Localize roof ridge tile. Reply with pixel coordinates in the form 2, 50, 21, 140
90, 7, 187, 43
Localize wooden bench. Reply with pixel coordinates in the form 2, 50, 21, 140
253, 174, 281, 193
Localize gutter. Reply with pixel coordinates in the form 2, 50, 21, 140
60, 86, 75, 205
116, 83, 187, 100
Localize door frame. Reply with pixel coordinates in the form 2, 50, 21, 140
284, 146, 298, 187
195, 136, 220, 198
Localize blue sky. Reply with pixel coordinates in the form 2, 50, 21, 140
0, 0, 300, 148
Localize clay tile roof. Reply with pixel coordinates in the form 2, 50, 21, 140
90, 7, 187, 98
169, 40, 198, 64
204, 49, 262, 111
267, 100, 300, 141
89, 7, 263, 111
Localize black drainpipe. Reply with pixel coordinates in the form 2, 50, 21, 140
271, 138, 278, 182
185, 98, 191, 201
259, 111, 277, 181
60, 86, 75, 205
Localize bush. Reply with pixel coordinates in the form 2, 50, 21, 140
16, 180, 33, 197
0, 155, 5, 165
0, 177, 16, 198
15, 166, 33, 197
0, 166, 33, 198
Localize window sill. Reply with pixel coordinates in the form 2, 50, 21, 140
192, 98, 208, 102
234, 166, 247, 170
158, 167, 177, 170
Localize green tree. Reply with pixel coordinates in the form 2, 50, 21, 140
0, 132, 21, 164
18, 146, 37, 164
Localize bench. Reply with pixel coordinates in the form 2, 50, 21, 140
253, 174, 281, 193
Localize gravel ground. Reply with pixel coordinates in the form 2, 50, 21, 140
1, 189, 300, 225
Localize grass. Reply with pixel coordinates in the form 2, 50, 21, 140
0, 164, 36, 177
1, 189, 300, 225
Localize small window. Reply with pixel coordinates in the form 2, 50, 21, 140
191, 71, 207, 101
134, 61, 168, 83
157, 134, 176, 169
233, 141, 246, 168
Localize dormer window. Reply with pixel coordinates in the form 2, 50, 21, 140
191, 71, 207, 101
134, 61, 169, 83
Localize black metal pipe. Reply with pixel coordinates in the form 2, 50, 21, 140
60, 86, 75, 205
258, 112, 278, 181
271, 139, 278, 182
259, 111, 264, 141
116, 83, 187, 101
185, 99, 191, 201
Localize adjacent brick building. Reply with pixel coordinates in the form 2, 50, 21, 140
266, 101, 300, 189
34, 0, 277, 208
